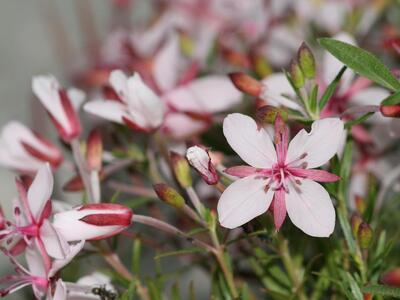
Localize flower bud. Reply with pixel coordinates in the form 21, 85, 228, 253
380, 104, 400, 118
0, 206, 5, 231
186, 146, 219, 185
354, 195, 365, 214
350, 213, 363, 237
290, 59, 305, 89
86, 129, 103, 171
52, 203, 132, 241
153, 183, 185, 208
170, 152, 192, 188
221, 46, 250, 68
255, 105, 288, 124
297, 42, 316, 79
32, 76, 83, 142
381, 268, 400, 287
357, 222, 373, 249
229, 73, 262, 97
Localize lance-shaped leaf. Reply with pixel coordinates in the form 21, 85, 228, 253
319, 38, 400, 91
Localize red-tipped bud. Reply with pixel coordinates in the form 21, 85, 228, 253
229, 73, 262, 97
170, 152, 192, 188
52, 203, 132, 241
290, 59, 305, 89
357, 222, 373, 249
153, 183, 185, 208
380, 104, 400, 118
186, 146, 219, 185
298, 42, 316, 79
86, 129, 103, 171
354, 195, 365, 214
221, 46, 250, 68
255, 105, 288, 124
0, 206, 5, 231
381, 268, 400, 287
32, 75, 83, 142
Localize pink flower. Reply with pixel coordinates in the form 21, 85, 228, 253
186, 145, 219, 185
0, 164, 68, 270
218, 113, 344, 237
0, 240, 84, 299
0, 121, 63, 173
52, 203, 133, 241
32, 75, 84, 142
84, 70, 165, 132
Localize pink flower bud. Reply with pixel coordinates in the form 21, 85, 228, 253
52, 203, 132, 241
32, 75, 83, 142
86, 129, 103, 171
381, 268, 400, 287
380, 104, 400, 118
186, 146, 219, 185
229, 72, 262, 97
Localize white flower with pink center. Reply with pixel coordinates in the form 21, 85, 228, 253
218, 113, 344, 237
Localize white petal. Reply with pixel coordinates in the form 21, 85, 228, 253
109, 70, 129, 103
217, 175, 274, 229
84, 100, 127, 124
323, 32, 356, 93
351, 87, 390, 106
67, 88, 86, 111
40, 220, 69, 259
286, 179, 335, 237
49, 240, 85, 277
32, 75, 70, 131
223, 113, 277, 168
162, 113, 207, 139
126, 73, 165, 128
286, 118, 344, 169
27, 163, 53, 221
153, 34, 181, 92
25, 245, 47, 278
49, 280, 67, 300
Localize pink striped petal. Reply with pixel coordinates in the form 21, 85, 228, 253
289, 168, 340, 182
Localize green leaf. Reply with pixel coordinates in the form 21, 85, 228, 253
319, 66, 347, 110
171, 282, 182, 300
381, 89, 400, 105
154, 247, 203, 260
319, 38, 400, 91
309, 83, 319, 113
362, 285, 400, 297
131, 238, 141, 274
344, 112, 374, 129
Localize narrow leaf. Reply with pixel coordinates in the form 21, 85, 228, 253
381, 89, 400, 105
319, 66, 347, 110
319, 38, 400, 91
362, 285, 400, 297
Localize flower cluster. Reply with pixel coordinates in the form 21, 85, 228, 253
1, 0, 400, 299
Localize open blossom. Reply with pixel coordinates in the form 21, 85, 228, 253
84, 70, 165, 132
186, 145, 219, 185
0, 164, 69, 269
32, 75, 85, 142
0, 240, 84, 299
0, 121, 63, 173
52, 203, 133, 241
218, 113, 344, 237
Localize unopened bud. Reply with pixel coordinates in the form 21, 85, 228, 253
256, 105, 288, 124
0, 206, 5, 230
380, 104, 400, 118
381, 268, 400, 287
153, 183, 185, 208
357, 222, 373, 249
290, 59, 305, 89
355, 195, 366, 214
250, 54, 272, 78
229, 73, 262, 97
350, 213, 363, 237
170, 152, 192, 188
86, 129, 103, 171
298, 42, 316, 79
221, 46, 250, 68
186, 146, 219, 185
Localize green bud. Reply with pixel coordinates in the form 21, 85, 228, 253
298, 42, 316, 79
350, 213, 362, 238
153, 183, 185, 208
357, 222, 373, 249
290, 59, 305, 89
255, 105, 288, 124
170, 152, 192, 188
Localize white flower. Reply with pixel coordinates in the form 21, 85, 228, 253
218, 113, 344, 237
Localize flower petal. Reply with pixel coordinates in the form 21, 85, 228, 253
40, 220, 69, 259
25, 245, 47, 278
49, 240, 85, 277
27, 163, 53, 222
84, 100, 127, 124
217, 175, 274, 229
223, 113, 277, 168
286, 118, 344, 169
49, 280, 67, 300
286, 179, 335, 237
